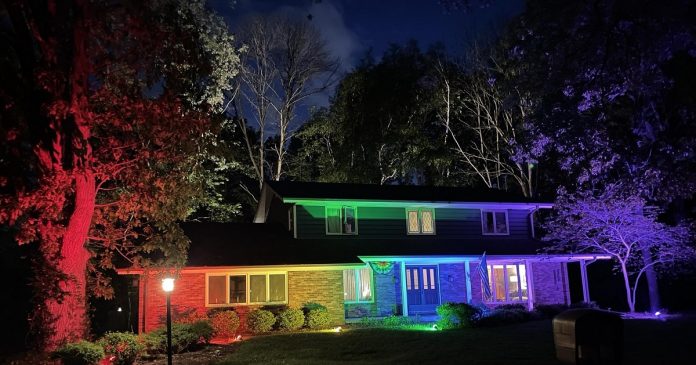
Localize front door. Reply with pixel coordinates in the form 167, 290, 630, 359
406, 265, 440, 314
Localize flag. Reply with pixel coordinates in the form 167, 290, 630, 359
478, 252, 492, 300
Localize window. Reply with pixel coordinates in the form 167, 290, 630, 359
326, 206, 358, 235
406, 208, 435, 234
484, 263, 528, 303
343, 267, 373, 302
206, 272, 287, 306
481, 210, 509, 235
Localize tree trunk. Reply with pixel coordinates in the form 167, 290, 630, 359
641, 248, 661, 312
620, 263, 635, 312
46, 171, 95, 349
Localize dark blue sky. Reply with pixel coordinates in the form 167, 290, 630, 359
208, 0, 524, 115
210, 0, 524, 73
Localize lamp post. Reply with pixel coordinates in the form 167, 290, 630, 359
162, 278, 175, 365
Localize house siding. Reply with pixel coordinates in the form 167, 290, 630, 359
295, 205, 531, 241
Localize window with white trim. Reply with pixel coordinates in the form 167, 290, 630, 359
206, 272, 287, 306
326, 206, 357, 235
406, 208, 435, 234
343, 267, 373, 302
481, 210, 509, 235
484, 263, 528, 303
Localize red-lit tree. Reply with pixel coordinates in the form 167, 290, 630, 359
0, 0, 240, 349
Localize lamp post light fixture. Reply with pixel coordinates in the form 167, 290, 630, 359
162, 278, 175, 365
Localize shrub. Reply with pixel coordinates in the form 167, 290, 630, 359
210, 310, 240, 338
382, 315, 413, 327
477, 305, 536, 327
98, 332, 142, 365
436, 302, 482, 329
144, 320, 213, 354
247, 309, 276, 333
303, 303, 331, 329
276, 308, 305, 331
534, 304, 569, 318
51, 340, 105, 365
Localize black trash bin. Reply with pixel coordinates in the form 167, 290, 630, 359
553, 309, 623, 365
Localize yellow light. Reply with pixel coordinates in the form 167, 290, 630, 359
333, 326, 342, 333
162, 278, 175, 292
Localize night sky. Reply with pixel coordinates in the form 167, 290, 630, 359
209, 0, 524, 107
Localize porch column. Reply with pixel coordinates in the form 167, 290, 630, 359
580, 259, 590, 303
525, 260, 535, 311
400, 261, 408, 317
464, 261, 472, 303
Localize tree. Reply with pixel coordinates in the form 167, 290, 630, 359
496, 0, 696, 310
235, 15, 338, 194
443, 47, 548, 197
0, 0, 240, 348
289, 43, 459, 186
543, 185, 693, 312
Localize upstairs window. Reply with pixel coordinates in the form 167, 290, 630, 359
481, 210, 509, 235
326, 206, 357, 235
406, 208, 436, 234
343, 267, 373, 302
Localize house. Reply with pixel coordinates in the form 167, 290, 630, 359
117, 181, 610, 333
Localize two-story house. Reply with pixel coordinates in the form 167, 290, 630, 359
119, 181, 609, 333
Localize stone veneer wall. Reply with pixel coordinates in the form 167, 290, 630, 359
469, 262, 483, 304
287, 270, 345, 325
530, 261, 570, 305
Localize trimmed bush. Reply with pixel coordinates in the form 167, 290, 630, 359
98, 332, 142, 365
51, 340, 105, 365
144, 320, 213, 354
303, 303, 331, 329
477, 305, 537, 327
247, 309, 276, 333
277, 307, 305, 331
210, 310, 240, 338
382, 315, 413, 327
436, 302, 482, 329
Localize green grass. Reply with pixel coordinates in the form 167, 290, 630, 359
215, 314, 696, 365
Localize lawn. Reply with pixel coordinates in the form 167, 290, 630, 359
215, 314, 696, 365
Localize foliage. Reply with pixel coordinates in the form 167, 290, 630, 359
543, 185, 694, 312
288, 43, 460, 186
436, 302, 482, 329
145, 320, 213, 354
246, 309, 276, 334
51, 340, 105, 365
210, 310, 241, 338
276, 308, 305, 331
534, 302, 598, 319
358, 315, 415, 328
302, 303, 331, 329
476, 306, 537, 327
98, 332, 142, 365
234, 15, 339, 189
0, 0, 242, 348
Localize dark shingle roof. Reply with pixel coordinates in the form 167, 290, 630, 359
183, 222, 546, 267
266, 181, 548, 204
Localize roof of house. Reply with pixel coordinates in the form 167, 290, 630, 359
183, 222, 549, 267
266, 180, 550, 204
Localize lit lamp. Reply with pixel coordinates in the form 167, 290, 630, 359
162, 278, 175, 365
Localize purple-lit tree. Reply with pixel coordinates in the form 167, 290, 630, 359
543, 185, 694, 313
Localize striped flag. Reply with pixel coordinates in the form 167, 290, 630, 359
478, 252, 492, 300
